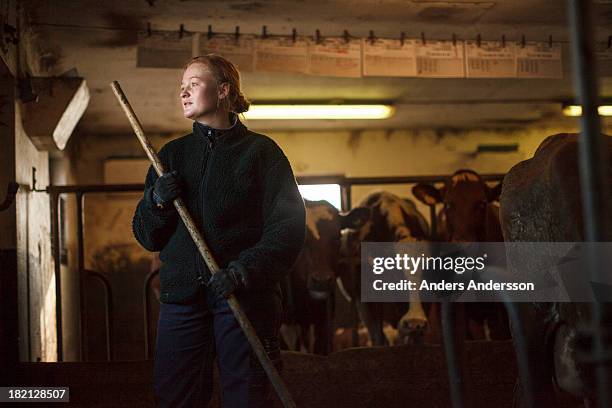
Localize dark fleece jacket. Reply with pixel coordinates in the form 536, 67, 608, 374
132, 117, 306, 305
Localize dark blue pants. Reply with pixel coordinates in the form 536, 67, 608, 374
154, 288, 281, 407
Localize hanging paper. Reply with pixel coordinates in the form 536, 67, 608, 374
307, 38, 362, 78
200, 34, 256, 72
415, 40, 465, 78
516, 42, 563, 79
465, 40, 516, 78
362, 38, 417, 77
254, 37, 309, 74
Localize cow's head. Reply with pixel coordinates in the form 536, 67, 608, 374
413, 170, 502, 242
339, 192, 429, 294
299, 200, 370, 299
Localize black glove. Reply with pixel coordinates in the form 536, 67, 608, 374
208, 261, 249, 299
153, 170, 182, 208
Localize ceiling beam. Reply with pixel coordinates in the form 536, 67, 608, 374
22, 77, 90, 151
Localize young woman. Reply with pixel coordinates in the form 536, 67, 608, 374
132, 54, 306, 407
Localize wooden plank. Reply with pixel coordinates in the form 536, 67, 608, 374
23, 77, 90, 151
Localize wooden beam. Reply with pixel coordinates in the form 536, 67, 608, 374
23, 77, 90, 151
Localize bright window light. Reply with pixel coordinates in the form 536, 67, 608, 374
562, 105, 612, 117
298, 184, 342, 210
243, 104, 395, 120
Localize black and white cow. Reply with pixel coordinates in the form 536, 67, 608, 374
340, 191, 430, 346
283, 199, 369, 355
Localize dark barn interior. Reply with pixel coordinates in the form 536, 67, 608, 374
1, 0, 612, 407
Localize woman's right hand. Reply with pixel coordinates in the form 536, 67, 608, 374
153, 170, 182, 206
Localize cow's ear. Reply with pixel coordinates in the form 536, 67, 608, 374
412, 183, 443, 205
487, 182, 503, 202
341, 207, 371, 229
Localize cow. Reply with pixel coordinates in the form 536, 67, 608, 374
412, 169, 503, 243
339, 191, 431, 346
283, 199, 370, 355
500, 133, 612, 407
411, 169, 511, 341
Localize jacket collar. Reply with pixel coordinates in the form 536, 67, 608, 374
192, 113, 245, 144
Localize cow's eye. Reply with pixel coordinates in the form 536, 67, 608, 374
444, 202, 453, 211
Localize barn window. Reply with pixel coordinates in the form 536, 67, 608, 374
298, 184, 342, 210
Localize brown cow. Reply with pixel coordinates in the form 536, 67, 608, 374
412, 169, 510, 341
283, 199, 369, 355
340, 191, 430, 346
413, 169, 503, 243
500, 133, 612, 407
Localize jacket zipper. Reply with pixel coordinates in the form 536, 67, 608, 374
196, 129, 216, 286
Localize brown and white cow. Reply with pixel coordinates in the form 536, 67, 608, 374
500, 133, 612, 407
283, 199, 369, 355
340, 191, 430, 346
412, 169, 511, 341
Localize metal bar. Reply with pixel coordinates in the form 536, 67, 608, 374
50, 192, 63, 361
429, 205, 438, 241
0, 181, 19, 211
502, 302, 534, 407
76, 193, 86, 361
568, 2, 610, 241
46, 184, 144, 194
350, 299, 359, 347
340, 184, 349, 212
345, 184, 352, 209
568, 1, 611, 406
26, 194, 32, 361
143, 269, 159, 359
326, 296, 334, 354
338, 174, 504, 185
441, 300, 464, 408
43, 173, 506, 195
87, 270, 113, 361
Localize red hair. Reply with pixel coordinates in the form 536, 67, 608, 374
184, 54, 250, 113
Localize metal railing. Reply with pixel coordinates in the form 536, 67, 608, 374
45, 173, 544, 408
48, 174, 507, 362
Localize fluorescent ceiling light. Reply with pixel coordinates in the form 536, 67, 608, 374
243, 104, 395, 120
562, 105, 612, 117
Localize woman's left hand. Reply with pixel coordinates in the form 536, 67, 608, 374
207, 261, 250, 298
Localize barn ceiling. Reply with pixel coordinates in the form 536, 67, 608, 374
22, 0, 612, 134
